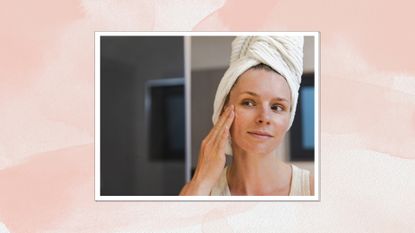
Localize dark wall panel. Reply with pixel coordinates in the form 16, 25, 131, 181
100, 36, 185, 195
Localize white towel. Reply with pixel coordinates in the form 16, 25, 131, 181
212, 36, 304, 155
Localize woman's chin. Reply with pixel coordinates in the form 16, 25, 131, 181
233, 143, 277, 157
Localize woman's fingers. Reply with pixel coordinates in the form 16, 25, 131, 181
191, 106, 234, 191
206, 105, 233, 141
213, 106, 235, 150
224, 106, 235, 130
215, 105, 234, 133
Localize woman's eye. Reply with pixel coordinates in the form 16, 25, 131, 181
271, 104, 284, 112
241, 99, 255, 107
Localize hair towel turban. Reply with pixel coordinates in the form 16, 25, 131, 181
212, 36, 304, 155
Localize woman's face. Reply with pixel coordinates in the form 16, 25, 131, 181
228, 68, 291, 156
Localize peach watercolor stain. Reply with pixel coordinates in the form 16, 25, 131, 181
0, 0, 86, 167
261, 0, 415, 73
0, 145, 92, 233
320, 40, 415, 159
0, 145, 254, 232
2, 0, 415, 232
153, 0, 224, 30
0, 0, 157, 170
193, 0, 278, 31
48, 197, 256, 232
201, 207, 234, 233
0, 0, 84, 99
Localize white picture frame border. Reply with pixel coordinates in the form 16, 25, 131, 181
95, 31, 320, 201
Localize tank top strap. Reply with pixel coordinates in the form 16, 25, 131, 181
289, 164, 311, 196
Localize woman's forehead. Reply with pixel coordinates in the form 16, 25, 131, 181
231, 69, 291, 100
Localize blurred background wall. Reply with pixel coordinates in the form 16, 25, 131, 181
100, 36, 185, 195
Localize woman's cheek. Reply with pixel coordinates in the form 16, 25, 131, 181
274, 114, 290, 133
234, 106, 247, 125
230, 106, 239, 136
231, 106, 245, 137
282, 113, 291, 130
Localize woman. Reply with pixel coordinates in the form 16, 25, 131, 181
180, 36, 314, 196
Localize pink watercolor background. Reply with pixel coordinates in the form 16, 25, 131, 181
1, 0, 415, 232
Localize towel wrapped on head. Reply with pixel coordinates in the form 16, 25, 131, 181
212, 36, 304, 155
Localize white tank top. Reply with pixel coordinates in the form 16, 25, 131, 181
210, 164, 311, 196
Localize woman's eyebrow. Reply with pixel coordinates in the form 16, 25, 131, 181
273, 97, 289, 103
241, 91, 289, 102
241, 91, 259, 97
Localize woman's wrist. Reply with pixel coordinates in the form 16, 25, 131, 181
191, 178, 213, 195
180, 178, 213, 196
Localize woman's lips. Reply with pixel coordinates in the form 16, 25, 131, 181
247, 131, 273, 139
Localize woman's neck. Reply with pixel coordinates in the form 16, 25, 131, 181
227, 149, 292, 195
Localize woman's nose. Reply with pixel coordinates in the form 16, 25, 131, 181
255, 105, 271, 125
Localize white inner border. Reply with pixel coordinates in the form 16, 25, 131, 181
95, 31, 320, 201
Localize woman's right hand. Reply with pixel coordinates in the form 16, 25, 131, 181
180, 105, 235, 195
